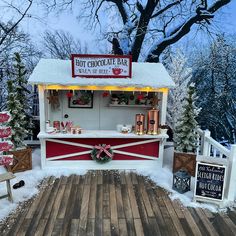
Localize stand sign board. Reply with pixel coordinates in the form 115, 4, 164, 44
71, 54, 132, 78
194, 162, 227, 202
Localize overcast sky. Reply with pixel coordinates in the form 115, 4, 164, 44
20, 0, 236, 54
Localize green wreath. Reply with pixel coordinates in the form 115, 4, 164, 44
91, 144, 113, 163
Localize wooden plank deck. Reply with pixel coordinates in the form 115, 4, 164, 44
1, 170, 236, 236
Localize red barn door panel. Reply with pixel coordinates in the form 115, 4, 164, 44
46, 138, 159, 161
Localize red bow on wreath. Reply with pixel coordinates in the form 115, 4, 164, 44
94, 144, 112, 159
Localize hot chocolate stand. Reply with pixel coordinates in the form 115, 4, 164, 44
28, 55, 175, 169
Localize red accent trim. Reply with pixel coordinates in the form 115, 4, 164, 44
46, 138, 159, 161
129, 56, 132, 78
71, 56, 75, 77
71, 54, 132, 78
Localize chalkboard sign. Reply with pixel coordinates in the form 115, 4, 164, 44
194, 162, 227, 201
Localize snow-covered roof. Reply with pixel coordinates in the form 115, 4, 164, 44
28, 59, 175, 89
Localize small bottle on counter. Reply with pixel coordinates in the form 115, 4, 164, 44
53, 121, 60, 133
46, 120, 50, 130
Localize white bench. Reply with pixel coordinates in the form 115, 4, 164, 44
0, 172, 16, 202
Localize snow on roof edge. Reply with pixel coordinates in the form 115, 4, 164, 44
28, 59, 175, 89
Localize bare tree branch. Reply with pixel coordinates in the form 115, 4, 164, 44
146, 0, 231, 62
107, 0, 128, 24
0, 0, 33, 46
151, 0, 183, 19
41, 0, 231, 62
131, 0, 159, 61
43, 30, 86, 59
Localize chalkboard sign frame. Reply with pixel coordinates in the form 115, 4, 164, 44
194, 162, 227, 202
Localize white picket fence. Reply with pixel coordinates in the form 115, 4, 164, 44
197, 128, 236, 202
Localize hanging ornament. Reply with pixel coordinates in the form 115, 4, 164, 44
66, 90, 73, 98
47, 90, 60, 109
137, 94, 144, 100
102, 91, 109, 97
129, 95, 135, 100
151, 95, 161, 108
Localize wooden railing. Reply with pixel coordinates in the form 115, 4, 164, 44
197, 128, 236, 202
197, 129, 230, 158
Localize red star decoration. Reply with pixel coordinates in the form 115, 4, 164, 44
102, 91, 109, 97
137, 94, 144, 100
66, 92, 73, 98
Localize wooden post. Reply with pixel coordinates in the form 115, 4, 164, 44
226, 144, 236, 201
196, 128, 204, 155
38, 85, 46, 169
40, 139, 46, 169
38, 85, 46, 132
160, 89, 168, 167
202, 130, 211, 156
6, 179, 13, 202
160, 89, 168, 125
159, 138, 165, 168
0, 172, 15, 202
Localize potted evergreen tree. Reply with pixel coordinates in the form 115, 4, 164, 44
173, 83, 200, 176
6, 53, 33, 173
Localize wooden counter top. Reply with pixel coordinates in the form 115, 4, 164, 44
38, 130, 168, 139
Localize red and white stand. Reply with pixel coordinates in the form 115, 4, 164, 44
29, 58, 174, 170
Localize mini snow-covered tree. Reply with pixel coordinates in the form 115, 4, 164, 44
163, 48, 191, 132
7, 80, 28, 149
6, 53, 32, 149
174, 83, 200, 153
13, 53, 32, 115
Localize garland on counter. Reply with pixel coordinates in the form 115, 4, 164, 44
91, 144, 113, 163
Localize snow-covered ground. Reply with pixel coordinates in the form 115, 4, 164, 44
0, 146, 226, 222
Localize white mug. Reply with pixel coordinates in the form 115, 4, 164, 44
46, 127, 57, 133
121, 126, 131, 133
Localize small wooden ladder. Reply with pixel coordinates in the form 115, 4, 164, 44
0, 172, 16, 202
